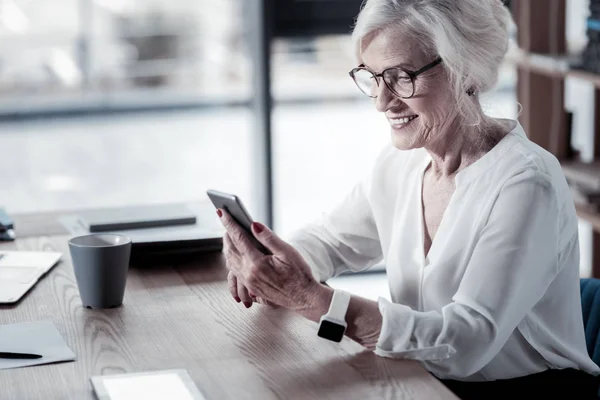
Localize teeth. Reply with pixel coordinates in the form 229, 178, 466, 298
390, 115, 417, 126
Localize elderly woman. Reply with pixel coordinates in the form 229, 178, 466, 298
218, 0, 600, 398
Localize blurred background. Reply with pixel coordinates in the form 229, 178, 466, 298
1, 0, 598, 296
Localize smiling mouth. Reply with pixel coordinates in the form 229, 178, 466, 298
389, 115, 418, 128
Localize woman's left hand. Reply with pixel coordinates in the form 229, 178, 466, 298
219, 209, 325, 312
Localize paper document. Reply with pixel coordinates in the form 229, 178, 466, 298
0, 320, 76, 370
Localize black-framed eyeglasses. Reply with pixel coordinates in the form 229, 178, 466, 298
349, 57, 443, 99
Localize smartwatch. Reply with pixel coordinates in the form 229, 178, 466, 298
317, 289, 351, 342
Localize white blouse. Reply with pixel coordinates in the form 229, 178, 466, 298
288, 120, 600, 381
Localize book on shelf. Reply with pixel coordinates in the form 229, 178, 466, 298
562, 161, 600, 192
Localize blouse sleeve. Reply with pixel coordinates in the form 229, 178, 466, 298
375, 168, 567, 378
287, 175, 384, 283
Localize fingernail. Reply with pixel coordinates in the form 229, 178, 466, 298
244, 302, 252, 308
216, 209, 223, 218
252, 222, 264, 234
234, 296, 241, 303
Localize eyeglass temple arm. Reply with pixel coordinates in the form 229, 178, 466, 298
411, 57, 443, 77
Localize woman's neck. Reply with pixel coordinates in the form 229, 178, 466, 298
424, 117, 507, 179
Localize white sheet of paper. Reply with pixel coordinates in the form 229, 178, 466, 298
102, 372, 201, 400
0, 320, 76, 370
0, 251, 62, 269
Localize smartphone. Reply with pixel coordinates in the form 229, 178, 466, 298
206, 189, 270, 254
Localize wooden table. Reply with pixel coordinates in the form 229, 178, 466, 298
0, 223, 457, 399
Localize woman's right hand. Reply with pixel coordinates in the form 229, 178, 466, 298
227, 271, 278, 309
228, 270, 253, 308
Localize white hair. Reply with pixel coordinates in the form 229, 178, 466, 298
352, 0, 514, 127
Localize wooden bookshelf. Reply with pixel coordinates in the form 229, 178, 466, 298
512, 1, 600, 276
561, 161, 600, 190
506, 49, 600, 89
506, 49, 568, 79
576, 205, 600, 233
562, 161, 600, 231
569, 69, 600, 89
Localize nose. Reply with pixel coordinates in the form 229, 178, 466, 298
374, 82, 401, 113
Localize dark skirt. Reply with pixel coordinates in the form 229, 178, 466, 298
439, 369, 599, 400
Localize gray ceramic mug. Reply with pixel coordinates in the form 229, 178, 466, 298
68, 234, 132, 309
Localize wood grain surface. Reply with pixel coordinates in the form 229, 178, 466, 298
0, 234, 457, 400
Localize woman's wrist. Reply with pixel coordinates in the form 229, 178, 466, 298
295, 282, 382, 350
296, 283, 334, 323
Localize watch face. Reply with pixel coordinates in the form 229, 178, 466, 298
317, 320, 345, 342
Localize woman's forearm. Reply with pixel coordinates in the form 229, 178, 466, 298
299, 284, 383, 350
